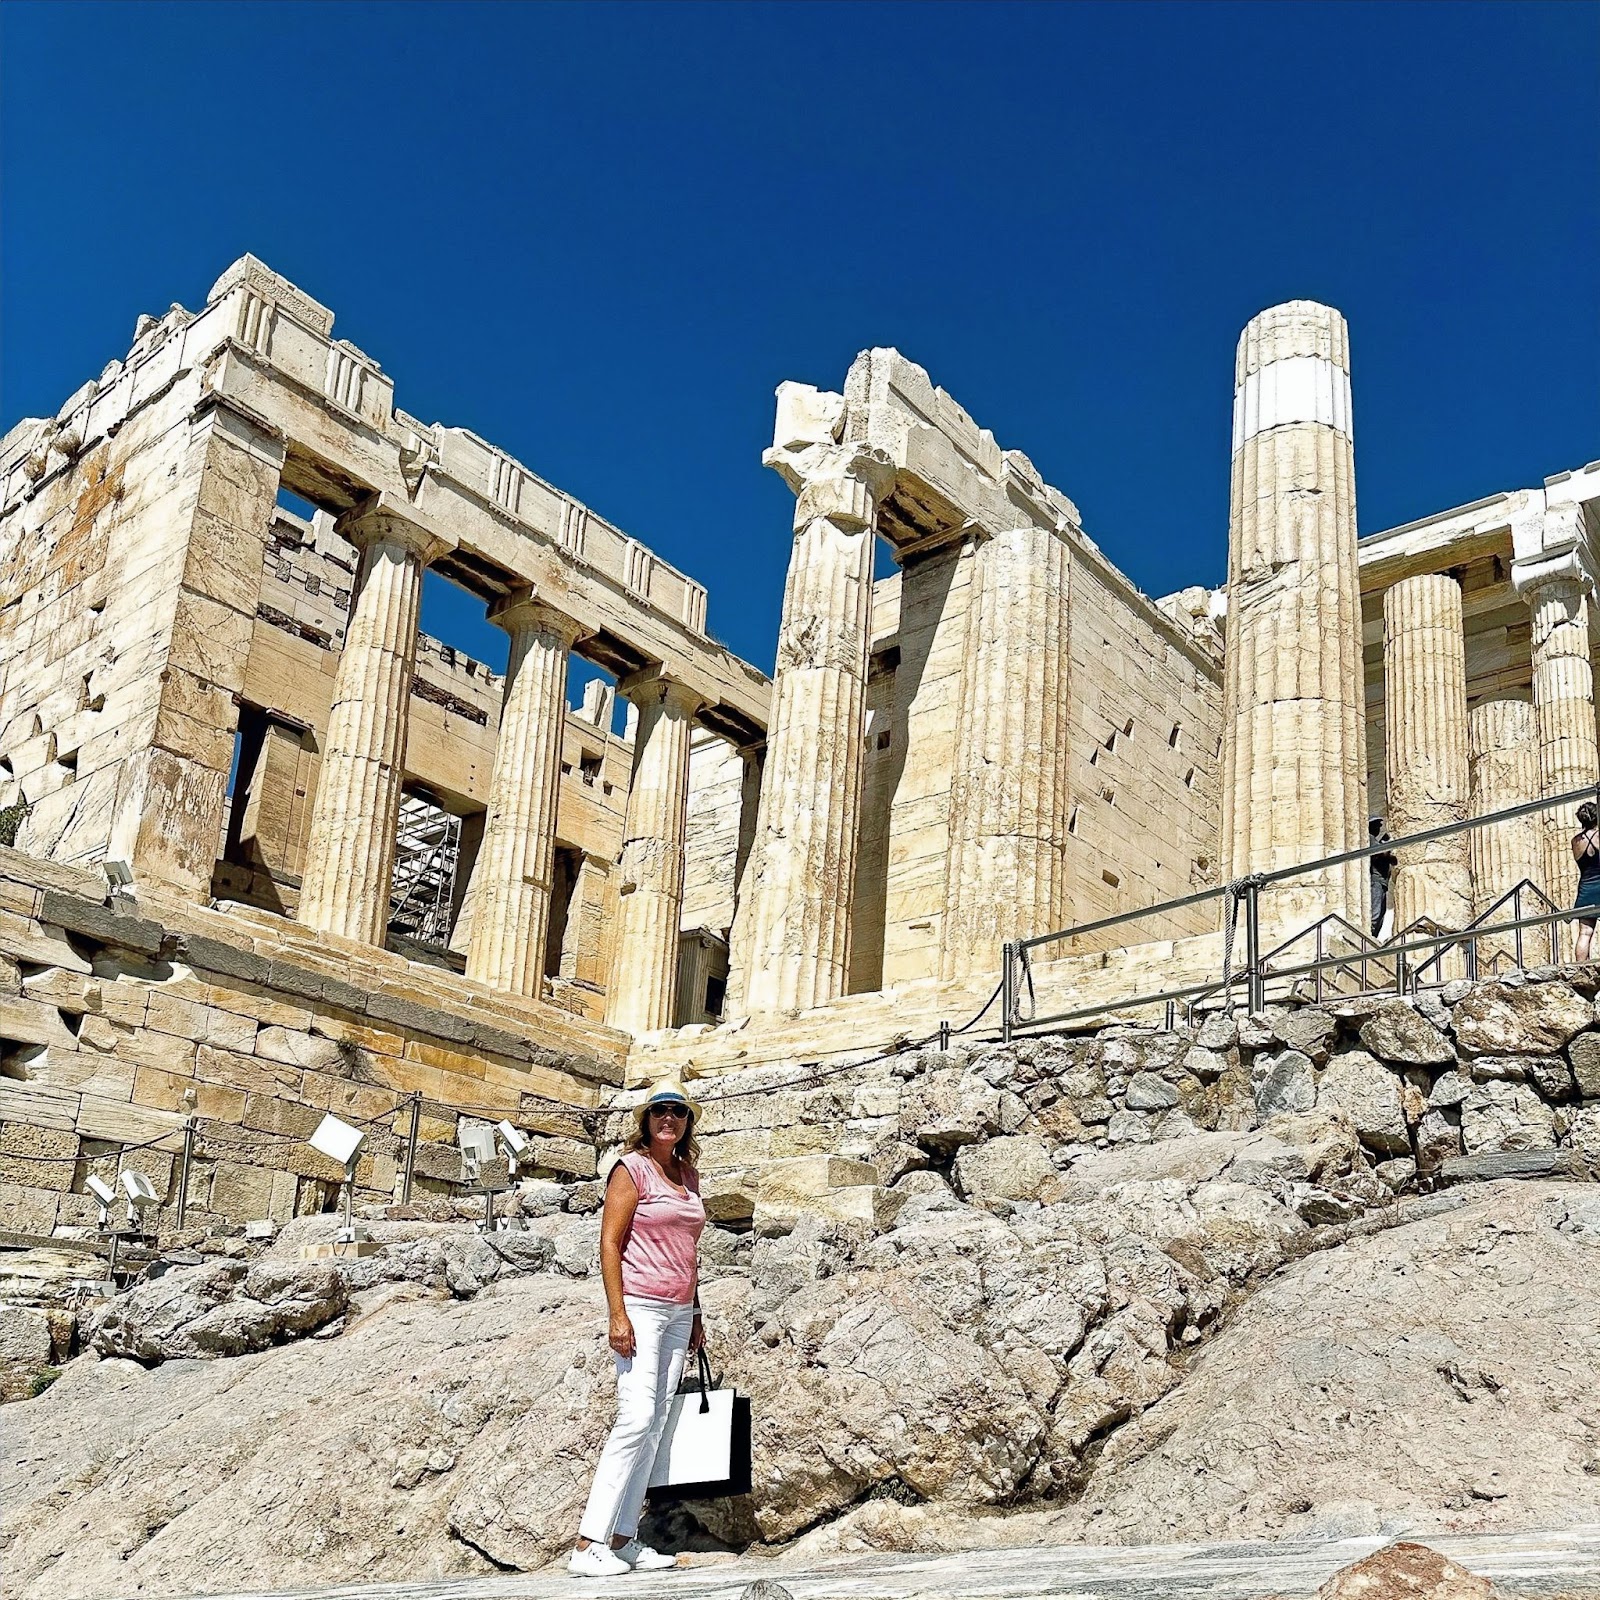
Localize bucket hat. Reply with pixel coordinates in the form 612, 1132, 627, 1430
632, 1076, 701, 1137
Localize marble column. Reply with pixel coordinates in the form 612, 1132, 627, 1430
1383, 575, 1473, 966
465, 591, 584, 996
605, 668, 705, 1034
298, 502, 444, 944
1513, 539, 1599, 908
1219, 301, 1367, 939
941, 523, 1072, 979
1468, 699, 1545, 965
734, 442, 896, 1015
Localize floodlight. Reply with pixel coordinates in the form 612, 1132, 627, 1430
121, 1170, 158, 1207
309, 1114, 366, 1246
102, 860, 134, 888
309, 1114, 366, 1170
495, 1121, 530, 1160
457, 1122, 496, 1180
86, 1173, 115, 1227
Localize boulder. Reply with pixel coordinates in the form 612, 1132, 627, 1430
1568, 1031, 1600, 1099
1451, 980, 1593, 1056
92, 1259, 347, 1364
1182, 1045, 1231, 1082
1357, 1000, 1455, 1066
899, 1069, 1028, 1154
1315, 1051, 1410, 1156
953, 1135, 1054, 1203
1415, 1108, 1463, 1172
1125, 1072, 1179, 1111
1460, 1080, 1557, 1155
1254, 1050, 1316, 1118
1312, 1540, 1504, 1599
1261, 1005, 1338, 1064
1426, 1070, 1472, 1108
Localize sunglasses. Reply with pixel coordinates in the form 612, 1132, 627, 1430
649, 1103, 689, 1121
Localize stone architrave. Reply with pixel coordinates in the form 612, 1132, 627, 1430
298, 501, 445, 944
1383, 574, 1473, 970
1219, 301, 1367, 939
1512, 532, 1600, 913
733, 442, 896, 1015
1468, 699, 1546, 966
465, 591, 585, 997
941, 524, 1072, 978
605, 669, 705, 1034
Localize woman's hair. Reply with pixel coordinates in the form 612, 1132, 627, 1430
1580, 802, 1598, 830
625, 1104, 700, 1168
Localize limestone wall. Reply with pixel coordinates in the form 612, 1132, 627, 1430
1062, 549, 1222, 934
0, 308, 271, 891
0, 847, 617, 1237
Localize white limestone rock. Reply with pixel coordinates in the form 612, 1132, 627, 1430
1460, 1081, 1557, 1155
1253, 1050, 1316, 1118
953, 1135, 1054, 1203
1357, 999, 1455, 1066
1315, 1051, 1410, 1157
1451, 980, 1594, 1057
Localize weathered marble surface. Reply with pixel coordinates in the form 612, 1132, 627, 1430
128, 1526, 1600, 1599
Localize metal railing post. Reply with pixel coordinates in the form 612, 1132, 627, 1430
176, 1115, 196, 1228
402, 1092, 422, 1203
938, 1020, 951, 1052
1243, 881, 1264, 1014
1001, 942, 1016, 1045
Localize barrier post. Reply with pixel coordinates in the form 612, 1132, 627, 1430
1000, 943, 1016, 1045
175, 1115, 197, 1228
402, 1092, 422, 1203
1243, 881, 1264, 1014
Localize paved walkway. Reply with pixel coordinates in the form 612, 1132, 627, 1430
150, 1526, 1600, 1600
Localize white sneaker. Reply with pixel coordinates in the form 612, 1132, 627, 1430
616, 1539, 678, 1571
568, 1544, 632, 1577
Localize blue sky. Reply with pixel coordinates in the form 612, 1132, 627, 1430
3, 1, 1595, 683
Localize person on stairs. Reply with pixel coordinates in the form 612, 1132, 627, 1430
1572, 801, 1600, 964
569, 1078, 706, 1578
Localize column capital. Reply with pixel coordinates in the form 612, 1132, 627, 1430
617, 663, 707, 718
1512, 544, 1593, 605
489, 586, 587, 647
335, 492, 450, 565
762, 441, 896, 532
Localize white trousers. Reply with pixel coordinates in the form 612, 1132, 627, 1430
577, 1295, 694, 1544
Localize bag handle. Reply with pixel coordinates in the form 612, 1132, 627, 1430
695, 1346, 713, 1413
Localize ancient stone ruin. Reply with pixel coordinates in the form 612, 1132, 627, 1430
2, 257, 1599, 1594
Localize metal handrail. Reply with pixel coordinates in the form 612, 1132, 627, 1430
999, 780, 1600, 1041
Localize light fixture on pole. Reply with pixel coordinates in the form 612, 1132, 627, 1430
86, 1174, 116, 1228
309, 1113, 366, 1244
120, 1169, 159, 1230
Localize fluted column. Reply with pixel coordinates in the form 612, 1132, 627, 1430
1513, 542, 1599, 905
1384, 576, 1473, 967
605, 669, 705, 1034
1468, 699, 1545, 965
733, 442, 896, 1015
1220, 301, 1367, 939
941, 525, 1071, 978
465, 591, 584, 996
299, 501, 445, 943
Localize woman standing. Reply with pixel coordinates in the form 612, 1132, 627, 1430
1572, 801, 1600, 963
569, 1079, 706, 1578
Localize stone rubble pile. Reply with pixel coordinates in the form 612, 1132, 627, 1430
666, 967, 1600, 1234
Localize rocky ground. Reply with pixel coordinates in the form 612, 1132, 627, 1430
5, 1133, 1600, 1597
7, 972, 1600, 1599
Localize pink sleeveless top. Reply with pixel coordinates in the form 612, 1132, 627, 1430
617, 1151, 705, 1305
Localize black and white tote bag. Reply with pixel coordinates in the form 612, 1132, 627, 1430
648, 1349, 752, 1501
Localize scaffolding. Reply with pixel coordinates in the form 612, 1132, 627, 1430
387, 791, 463, 948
